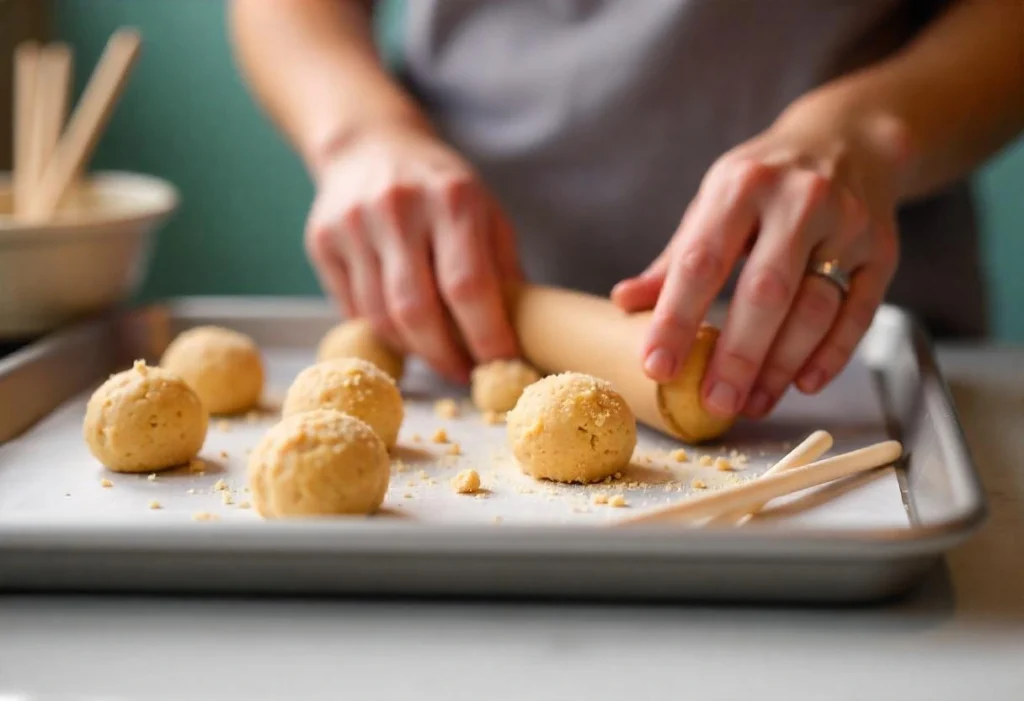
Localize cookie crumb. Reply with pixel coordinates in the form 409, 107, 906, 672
100, 478, 113, 488
403, 492, 414, 499
452, 469, 481, 494
146, 473, 157, 482
691, 478, 707, 490
188, 458, 205, 473
219, 450, 229, 459
434, 398, 459, 419
699, 455, 714, 467
714, 457, 732, 472
238, 500, 251, 509
492, 516, 503, 524
593, 493, 609, 505
192, 511, 219, 522
664, 483, 674, 492
431, 428, 448, 444
447, 443, 462, 456
213, 479, 228, 492
671, 448, 689, 463
186, 488, 197, 495
221, 492, 234, 506
148, 500, 162, 510
482, 410, 504, 425
216, 420, 231, 433
608, 494, 627, 508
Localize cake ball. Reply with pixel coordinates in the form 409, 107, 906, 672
317, 318, 405, 381
160, 326, 264, 415
282, 357, 404, 449
471, 359, 541, 413
248, 409, 390, 518
83, 360, 208, 473
506, 372, 636, 483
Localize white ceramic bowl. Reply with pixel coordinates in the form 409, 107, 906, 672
0, 171, 179, 337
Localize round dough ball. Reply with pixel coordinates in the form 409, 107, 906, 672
317, 319, 405, 381
506, 372, 636, 483
657, 324, 735, 443
248, 409, 390, 518
471, 359, 541, 413
282, 357, 404, 449
160, 326, 264, 415
83, 360, 208, 473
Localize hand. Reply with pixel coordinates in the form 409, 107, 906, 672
304, 124, 521, 382
613, 104, 909, 419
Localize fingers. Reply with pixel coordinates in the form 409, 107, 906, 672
432, 180, 519, 363
742, 192, 867, 417
796, 232, 897, 394
642, 160, 775, 382
611, 255, 669, 312
371, 188, 473, 382
335, 212, 402, 348
305, 218, 356, 320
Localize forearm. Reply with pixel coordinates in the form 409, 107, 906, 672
228, 0, 431, 177
784, 0, 1024, 202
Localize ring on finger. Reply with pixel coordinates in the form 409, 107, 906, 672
807, 259, 851, 298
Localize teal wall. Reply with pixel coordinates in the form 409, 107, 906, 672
54, 0, 1023, 340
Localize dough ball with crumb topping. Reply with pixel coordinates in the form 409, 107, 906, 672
471, 359, 541, 413
282, 357, 404, 448
160, 326, 264, 415
83, 360, 208, 473
248, 409, 389, 517
317, 319, 405, 382
506, 372, 636, 483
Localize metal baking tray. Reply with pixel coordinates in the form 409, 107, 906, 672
0, 297, 986, 603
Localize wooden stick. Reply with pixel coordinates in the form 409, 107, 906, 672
12, 41, 41, 218
28, 29, 141, 220
36, 43, 73, 188
616, 440, 903, 527
703, 430, 833, 526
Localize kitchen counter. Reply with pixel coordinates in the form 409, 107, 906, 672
1, 345, 1022, 701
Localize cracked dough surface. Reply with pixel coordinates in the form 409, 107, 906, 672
83, 360, 208, 473
506, 372, 636, 483
248, 409, 390, 517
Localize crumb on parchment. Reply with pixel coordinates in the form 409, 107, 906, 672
219, 450, 229, 459
192, 511, 219, 522
452, 469, 481, 494
213, 479, 228, 492
714, 457, 732, 472
431, 428, 448, 444
147, 473, 157, 482
238, 500, 251, 509
592, 494, 609, 505
691, 478, 707, 490
608, 494, 627, 508
447, 443, 461, 456
221, 492, 234, 506
216, 420, 231, 433
434, 398, 459, 419
100, 478, 113, 488
699, 455, 714, 467
671, 448, 689, 463
148, 500, 161, 510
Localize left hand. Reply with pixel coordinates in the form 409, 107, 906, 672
612, 103, 909, 419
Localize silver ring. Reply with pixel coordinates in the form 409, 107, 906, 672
808, 259, 850, 296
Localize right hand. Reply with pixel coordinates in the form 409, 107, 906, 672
305, 124, 522, 382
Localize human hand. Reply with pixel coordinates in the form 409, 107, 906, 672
305, 124, 521, 382
613, 104, 910, 419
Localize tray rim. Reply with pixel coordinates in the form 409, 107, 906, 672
0, 296, 988, 562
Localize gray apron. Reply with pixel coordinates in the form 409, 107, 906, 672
393, 0, 987, 338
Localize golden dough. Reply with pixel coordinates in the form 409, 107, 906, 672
248, 409, 389, 517
282, 357, 404, 449
471, 359, 540, 413
160, 326, 264, 415
506, 372, 636, 483
317, 319, 405, 381
83, 360, 208, 473
657, 324, 735, 443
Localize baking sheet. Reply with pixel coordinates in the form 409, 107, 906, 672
0, 348, 909, 529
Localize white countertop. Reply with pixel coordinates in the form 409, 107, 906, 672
2, 345, 1023, 701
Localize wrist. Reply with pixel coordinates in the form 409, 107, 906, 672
307, 109, 435, 181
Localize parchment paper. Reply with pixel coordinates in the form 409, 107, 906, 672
0, 350, 909, 529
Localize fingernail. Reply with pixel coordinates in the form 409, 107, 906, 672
799, 368, 826, 393
644, 348, 677, 379
706, 381, 740, 415
745, 389, 773, 417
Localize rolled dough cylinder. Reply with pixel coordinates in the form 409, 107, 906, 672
507, 284, 734, 443
83, 359, 208, 473
248, 409, 390, 517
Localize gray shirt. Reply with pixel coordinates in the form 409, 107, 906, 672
394, 0, 987, 338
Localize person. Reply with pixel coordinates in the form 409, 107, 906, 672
229, 0, 1023, 420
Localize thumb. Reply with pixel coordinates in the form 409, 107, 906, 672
611, 254, 670, 311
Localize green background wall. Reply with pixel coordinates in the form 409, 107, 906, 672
53, 0, 1023, 340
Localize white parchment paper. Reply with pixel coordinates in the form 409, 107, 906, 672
0, 349, 909, 529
